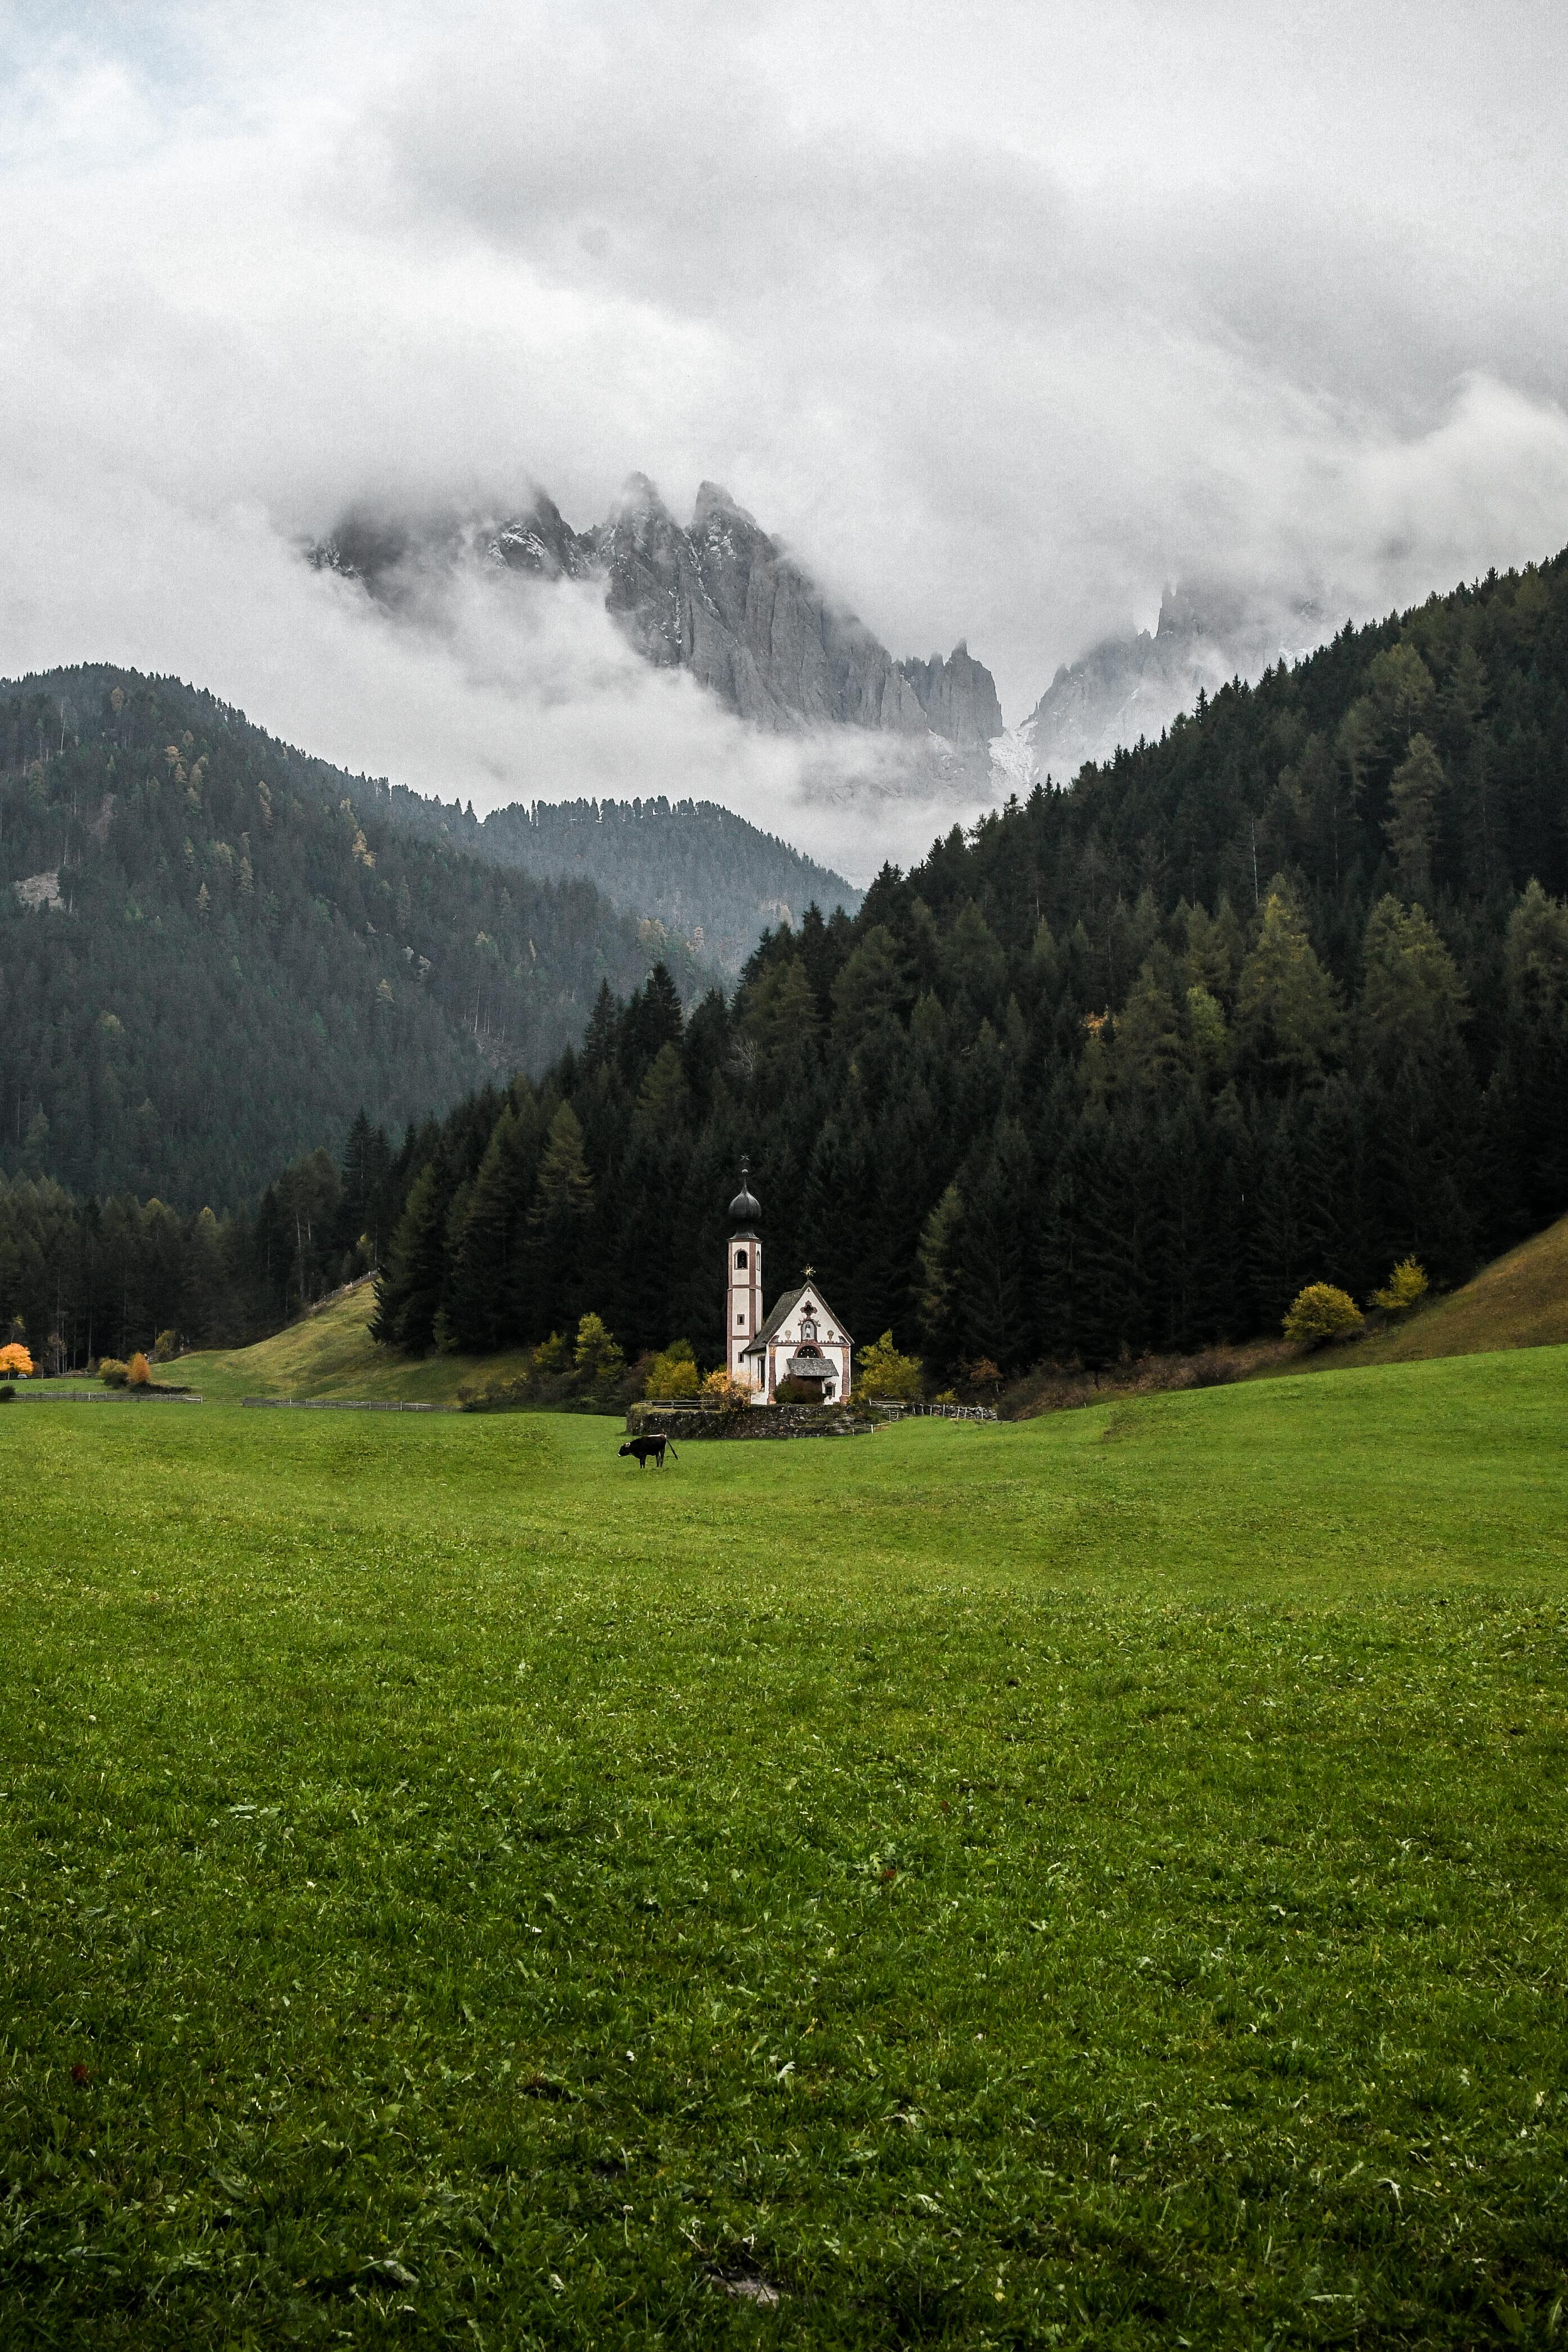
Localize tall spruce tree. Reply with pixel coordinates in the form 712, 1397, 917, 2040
373, 1161, 451, 1352
525, 1102, 595, 1335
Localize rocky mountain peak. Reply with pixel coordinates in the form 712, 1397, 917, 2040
691, 480, 759, 532
316, 475, 1004, 766
900, 642, 1005, 754
610, 470, 667, 518
486, 491, 587, 582
997, 581, 1326, 783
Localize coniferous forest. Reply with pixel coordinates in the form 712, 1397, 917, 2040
370, 554, 1568, 1376
0, 667, 707, 1209
363, 785, 859, 974
4, 553, 1567, 1376
0, 1122, 402, 1370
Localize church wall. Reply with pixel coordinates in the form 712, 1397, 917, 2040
725, 1186, 852, 1402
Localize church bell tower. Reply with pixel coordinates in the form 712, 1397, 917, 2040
727, 1162, 763, 1389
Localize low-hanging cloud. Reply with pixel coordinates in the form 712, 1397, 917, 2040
2, 0, 1567, 871
0, 453, 986, 879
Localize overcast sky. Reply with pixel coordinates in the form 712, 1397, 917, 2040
3, 1, 1566, 872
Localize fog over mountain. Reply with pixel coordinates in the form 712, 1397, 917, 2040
995, 587, 1330, 787
3, 3, 1567, 874
318, 475, 1001, 759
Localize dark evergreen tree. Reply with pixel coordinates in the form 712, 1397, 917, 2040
525, 1103, 595, 1336
372, 1161, 452, 1352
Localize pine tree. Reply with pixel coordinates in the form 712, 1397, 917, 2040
617, 964, 684, 1083
956, 1119, 1035, 1371
1248, 1097, 1318, 1330
443, 1107, 532, 1352
916, 1183, 964, 1377
1383, 734, 1445, 900
338, 1109, 394, 1267
1359, 898, 1469, 1081
1485, 885, 1568, 1239
1044, 1107, 1150, 1367
525, 1102, 594, 1335
1113, 963, 1187, 1089
1233, 892, 1342, 1084
372, 1161, 450, 1352
581, 981, 620, 1070
180, 1206, 239, 1346
633, 1041, 690, 1130
608, 1126, 683, 1357
742, 958, 820, 1077
830, 927, 913, 1052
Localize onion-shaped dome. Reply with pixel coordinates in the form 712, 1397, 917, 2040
729, 1168, 761, 1228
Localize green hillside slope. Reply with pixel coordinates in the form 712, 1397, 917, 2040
0, 666, 707, 1208
171, 1279, 529, 1404
1353, 1210, 1568, 1365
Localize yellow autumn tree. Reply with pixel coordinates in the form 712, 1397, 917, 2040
1371, 1257, 1429, 1313
852, 1331, 923, 1404
572, 1312, 624, 1390
127, 1350, 153, 1387
645, 1340, 701, 1400
1282, 1285, 1362, 1346
0, 1342, 34, 1378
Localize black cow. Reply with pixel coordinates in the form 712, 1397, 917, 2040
619, 1433, 677, 1469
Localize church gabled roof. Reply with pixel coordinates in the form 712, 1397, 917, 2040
741, 1281, 854, 1357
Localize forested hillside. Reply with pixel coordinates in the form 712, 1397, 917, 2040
0, 667, 703, 1208
366, 553, 1568, 1374
363, 783, 859, 973
0, 1113, 412, 1367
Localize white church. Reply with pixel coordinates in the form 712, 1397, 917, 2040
725, 1166, 853, 1405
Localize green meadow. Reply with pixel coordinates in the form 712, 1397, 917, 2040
3, 1352, 1568, 2346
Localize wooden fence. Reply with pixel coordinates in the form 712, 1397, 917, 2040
9, 1389, 203, 1404
240, 1397, 452, 1413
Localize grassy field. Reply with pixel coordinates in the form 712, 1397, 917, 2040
3, 1351, 1568, 2346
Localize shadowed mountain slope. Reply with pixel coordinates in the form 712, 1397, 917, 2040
0, 666, 707, 1208
361, 783, 859, 975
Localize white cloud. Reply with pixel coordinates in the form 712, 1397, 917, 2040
0, 455, 983, 879
2, 0, 1566, 868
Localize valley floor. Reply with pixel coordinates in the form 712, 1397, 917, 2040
2, 1352, 1567, 2345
